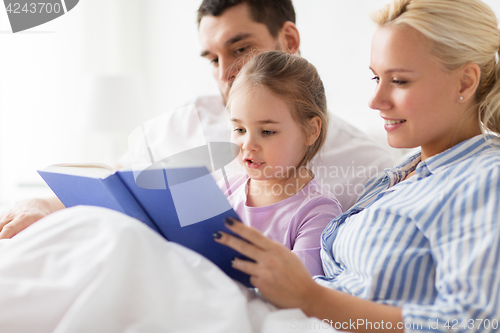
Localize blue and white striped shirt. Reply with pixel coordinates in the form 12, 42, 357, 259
316, 134, 500, 332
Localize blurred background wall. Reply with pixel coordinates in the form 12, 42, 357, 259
1, 0, 500, 203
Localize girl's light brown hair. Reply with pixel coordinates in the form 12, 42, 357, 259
372, 0, 500, 135
227, 51, 328, 169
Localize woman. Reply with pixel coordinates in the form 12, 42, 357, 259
216, 0, 500, 331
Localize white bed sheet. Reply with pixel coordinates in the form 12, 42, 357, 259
0, 206, 337, 333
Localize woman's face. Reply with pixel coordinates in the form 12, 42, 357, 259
369, 25, 479, 159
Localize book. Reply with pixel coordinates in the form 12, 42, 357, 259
38, 163, 251, 287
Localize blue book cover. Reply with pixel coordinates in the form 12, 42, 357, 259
38, 164, 251, 287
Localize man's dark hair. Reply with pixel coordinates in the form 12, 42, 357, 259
197, 0, 296, 38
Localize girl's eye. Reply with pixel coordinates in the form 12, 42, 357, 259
234, 128, 246, 134
371, 76, 380, 83
262, 130, 276, 136
210, 58, 219, 66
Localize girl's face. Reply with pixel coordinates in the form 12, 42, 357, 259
229, 85, 310, 182
369, 25, 479, 159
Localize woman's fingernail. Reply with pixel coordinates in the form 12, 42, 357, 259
225, 217, 234, 226
212, 231, 222, 239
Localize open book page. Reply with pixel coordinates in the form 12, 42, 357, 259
42, 163, 114, 179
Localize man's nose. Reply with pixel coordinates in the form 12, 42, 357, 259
219, 58, 239, 84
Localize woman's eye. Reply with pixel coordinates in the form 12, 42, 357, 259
210, 58, 219, 66
262, 130, 276, 136
371, 76, 407, 85
392, 79, 408, 85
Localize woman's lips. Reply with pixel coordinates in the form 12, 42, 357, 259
383, 118, 407, 132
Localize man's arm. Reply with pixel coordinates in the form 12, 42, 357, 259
0, 157, 124, 239
0, 196, 65, 239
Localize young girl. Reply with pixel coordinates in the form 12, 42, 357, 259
219, 51, 342, 276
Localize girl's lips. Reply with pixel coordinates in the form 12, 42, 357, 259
244, 158, 265, 170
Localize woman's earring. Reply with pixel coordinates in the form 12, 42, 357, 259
460, 96, 464, 101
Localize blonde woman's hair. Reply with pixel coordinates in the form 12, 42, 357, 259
227, 51, 328, 169
372, 0, 500, 135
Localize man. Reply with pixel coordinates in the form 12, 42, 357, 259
0, 0, 393, 239
185, 0, 394, 205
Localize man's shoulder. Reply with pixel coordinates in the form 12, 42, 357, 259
170, 95, 225, 117
327, 114, 384, 147
313, 114, 395, 210
191, 95, 225, 113
321, 113, 394, 164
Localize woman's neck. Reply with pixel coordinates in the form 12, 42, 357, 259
245, 169, 313, 208
420, 118, 482, 161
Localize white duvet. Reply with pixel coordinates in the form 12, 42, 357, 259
0, 206, 336, 333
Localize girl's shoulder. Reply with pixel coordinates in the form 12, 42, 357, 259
216, 173, 248, 197
297, 177, 343, 213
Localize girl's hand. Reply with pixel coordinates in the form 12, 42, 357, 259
214, 217, 319, 310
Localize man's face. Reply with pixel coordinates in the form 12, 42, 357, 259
199, 3, 285, 104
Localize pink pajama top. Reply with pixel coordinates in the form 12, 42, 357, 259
220, 174, 342, 276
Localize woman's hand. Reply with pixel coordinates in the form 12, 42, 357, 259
214, 217, 319, 310
215, 217, 405, 332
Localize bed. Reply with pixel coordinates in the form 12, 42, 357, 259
0, 206, 338, 333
